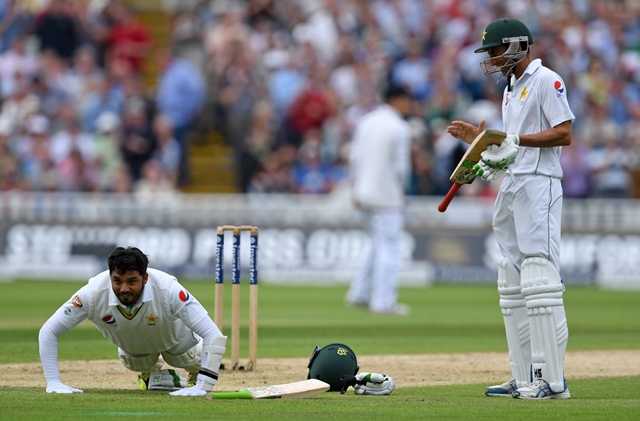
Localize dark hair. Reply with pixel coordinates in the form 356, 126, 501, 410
108, 247, 149, 276
383, 84, 412, 102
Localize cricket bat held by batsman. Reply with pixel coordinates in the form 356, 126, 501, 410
438, 129, 506, 212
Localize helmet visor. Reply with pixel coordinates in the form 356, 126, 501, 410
478, 40, 528, 84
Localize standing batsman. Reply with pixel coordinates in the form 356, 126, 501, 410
39, 246, 226, 397
447, 18, 575, 399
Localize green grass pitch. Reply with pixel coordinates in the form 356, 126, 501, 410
1, 280, 639, 420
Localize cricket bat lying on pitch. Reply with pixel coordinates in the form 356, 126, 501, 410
208, 379, 330, 400
438, 129, 506, 213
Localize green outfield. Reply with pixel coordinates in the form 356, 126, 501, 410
1, 280, 639, 420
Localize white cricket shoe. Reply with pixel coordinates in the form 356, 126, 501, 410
484, 379, 518, 397
513, 379, 571, 399
370, 303, 411, 316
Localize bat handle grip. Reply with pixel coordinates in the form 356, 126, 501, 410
438, 183, 463, 212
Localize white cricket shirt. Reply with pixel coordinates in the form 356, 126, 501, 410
51, 268, 208, 355
349, 104, 412, 209
502, 59, 575, 178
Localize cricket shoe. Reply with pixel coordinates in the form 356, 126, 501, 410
138, 373, 150, 390
484, 379, 518, 397
370, 303, 411, 316
513, 379, 570, 399
187, 372, 197, 388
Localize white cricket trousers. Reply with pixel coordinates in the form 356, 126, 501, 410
348, 209, 404, 312
493, 174, 563, 270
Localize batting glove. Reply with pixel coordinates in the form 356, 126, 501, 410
147, 369, 187, 391
46, 381, 83, 394
481, 134, 519, 169
473, 159, 507, 183
170, 383, 208, 397
340, 372, 395, 396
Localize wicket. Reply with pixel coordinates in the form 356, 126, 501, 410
215, 225, 259, 371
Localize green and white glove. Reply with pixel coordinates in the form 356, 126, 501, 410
481, 134, 519, 169
473, 159, 507, 183
148, 369, 187, 391
340, 372, 395, 396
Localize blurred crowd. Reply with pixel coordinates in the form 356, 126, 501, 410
1, 0, 640, 199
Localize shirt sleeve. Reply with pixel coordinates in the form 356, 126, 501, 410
38, 288, 90, 385
539, 73, 575, 128
168, 280, 210, 329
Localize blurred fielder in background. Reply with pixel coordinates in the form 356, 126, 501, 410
345, 85, 413, 316
39, 246, 226, 397
447, 18, 575, 399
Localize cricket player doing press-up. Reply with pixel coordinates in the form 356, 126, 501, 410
447, 18, 575, 399
39, 246, 226, 396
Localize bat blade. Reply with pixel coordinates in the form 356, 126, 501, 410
438, 129, 506, 213
210, 379, 330, 400
449, 129, 506, 184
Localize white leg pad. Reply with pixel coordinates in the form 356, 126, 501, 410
497, 257, 531, 388
198, 335, 227, 392
521, 257, 568, 393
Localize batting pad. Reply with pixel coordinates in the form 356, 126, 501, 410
497, 257, 531, 388
148, 369, 187, 391
521, 257, 568, 393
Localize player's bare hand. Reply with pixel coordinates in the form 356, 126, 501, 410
447, 120, 485, 144
46, 381, 83, 394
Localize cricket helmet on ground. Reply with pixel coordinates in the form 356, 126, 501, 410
307, 343, 359, 391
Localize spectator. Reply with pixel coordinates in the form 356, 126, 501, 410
133, 159, 179, 203
120, 96, 155, 182
156, 46, 205, 184
16, 114, 57, 191
35, 0, 80, 62
290, 129, 334, 194
152, 114, 181, 187
106, 3, 150, 74
92, 111, 123, 191
0, 35, 39, 98
589, 122, 637, 198
560, 137, 592, 198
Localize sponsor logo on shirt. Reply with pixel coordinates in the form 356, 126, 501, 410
72, 295, 83, 308
64, 308, 72, 316
179, 290, 190, 302
554, 80, 565, 96
102, 315, 116, 325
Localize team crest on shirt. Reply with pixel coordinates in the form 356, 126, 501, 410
179, 290, 190, 302
72, 295, 83, 308
554, 80, 565, 97
102, 315, 117, 325
519, 86, 528, 101
146, 313, 158, 325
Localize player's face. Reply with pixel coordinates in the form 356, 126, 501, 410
487, 45, 511, 75
111, 270, 148, 305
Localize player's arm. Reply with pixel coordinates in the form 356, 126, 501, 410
515, 120, 572, 148
39, 292, 89, 394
